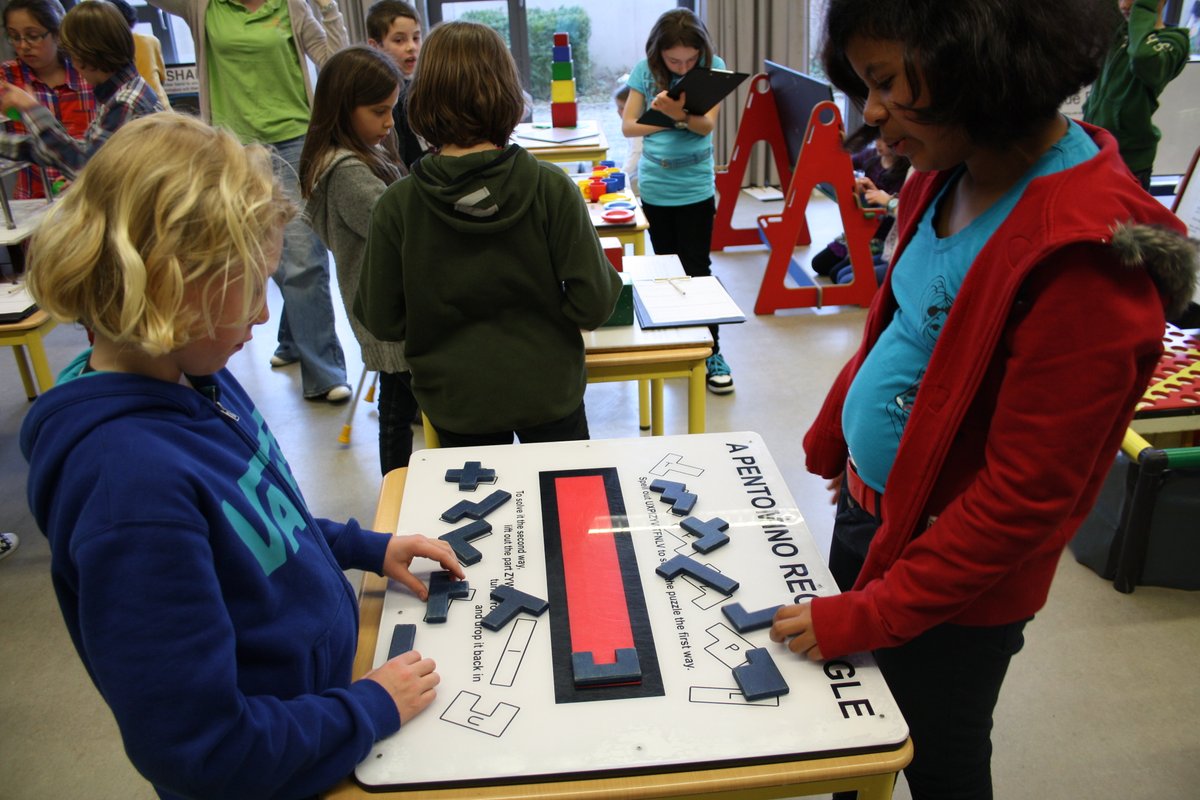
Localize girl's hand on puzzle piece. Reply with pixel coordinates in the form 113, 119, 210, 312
382, 534, 465, 600
651, 89, 687, 122
769, 603, 825, 661
364, 650, 441, 725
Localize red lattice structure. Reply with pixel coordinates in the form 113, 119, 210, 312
1136, 324, 1200, 417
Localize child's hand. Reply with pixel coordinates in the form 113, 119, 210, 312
769, 603, 825, 661
0, 81, 39, 114
650, 89, 687, 122
363, 650, 441, 725
826, 472, 844, 505
382, 534, 465, 600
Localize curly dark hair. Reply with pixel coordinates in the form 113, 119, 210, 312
821, 0, 1121, 150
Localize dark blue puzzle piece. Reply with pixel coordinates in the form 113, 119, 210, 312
424, 570, 470, 623
732, 647, 789, 701
481, 584, 549, 631
572, 648, 642, 687
721, 602, 784, 633
680, 516, 730, 553
649, 478, 697, 516
388, 624, 416, 659
444, 461, 497, 491
655, 554, 739, 595
438, 519, 492, 565
440, 489, 512, 523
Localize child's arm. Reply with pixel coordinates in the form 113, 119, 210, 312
17, 79, 158, 181
620, 87, 664, 138
544, 167, 623, 329
355, 189, 408, 342
1126, 0, 1190, 88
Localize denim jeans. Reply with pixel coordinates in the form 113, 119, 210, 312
270, 135, 347, 397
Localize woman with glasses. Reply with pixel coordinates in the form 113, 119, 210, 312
1, 0, 95, 200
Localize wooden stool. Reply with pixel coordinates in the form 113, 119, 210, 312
0, 309, 57, 400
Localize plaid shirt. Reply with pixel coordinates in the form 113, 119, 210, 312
0, 65, 162, 184
0, 59, 95, 199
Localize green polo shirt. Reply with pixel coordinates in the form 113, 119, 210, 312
205, 0, 310, 144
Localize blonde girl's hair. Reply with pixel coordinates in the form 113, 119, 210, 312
406, 20, 525, 149
26, 114, 295, 355
300, 45, 404, 198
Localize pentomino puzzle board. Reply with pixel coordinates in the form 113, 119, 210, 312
356, 432, 907, 790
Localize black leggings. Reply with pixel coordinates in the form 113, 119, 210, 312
830, 486, 1028, 800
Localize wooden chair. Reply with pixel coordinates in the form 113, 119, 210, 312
1, 308, 57, 400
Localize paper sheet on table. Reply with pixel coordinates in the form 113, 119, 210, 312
632, 276, 745, 328
0, 282, 37, 323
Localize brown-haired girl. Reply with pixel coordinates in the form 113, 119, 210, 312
300, 45, 417, 474
356, 20, 621, 448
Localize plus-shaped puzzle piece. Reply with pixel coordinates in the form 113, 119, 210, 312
424, 570, 470, 623
444, 461, 497, 491
680, 515, 730, 553
480, 585, 549, 631
438, 519, 491, 565
721, 601, 784, 633
441, 489, 512, 523
732, 647, 789, 701
649, 478, 697, 516
655, 553, 739, 595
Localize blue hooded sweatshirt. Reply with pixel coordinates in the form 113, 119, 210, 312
21, 352, 401, 799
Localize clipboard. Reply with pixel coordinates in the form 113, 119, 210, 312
632, 276, 746, 328
637, 67, 750, 128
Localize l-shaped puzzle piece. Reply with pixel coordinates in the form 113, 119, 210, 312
680, 516, 730, 553
655, 553, 739, 595
444, 461, 497, 491
440, 489, 512, 523
721, 601, 784, 633
649, 479, 697, 516
481, 585, 549, 631
424, 570, 470, 624
572, 648, 642, 687
732, 647, 789, 701
438, 518, 492, 565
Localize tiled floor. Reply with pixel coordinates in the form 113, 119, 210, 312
2, 192, 1197, 799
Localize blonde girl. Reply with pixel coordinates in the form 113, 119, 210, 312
22, 113, 461, 799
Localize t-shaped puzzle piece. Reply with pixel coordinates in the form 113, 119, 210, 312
572, 648, 642, 687
424, 570, 470, 623
481, 585, 549, 631
655, 554, 739, 595
732, 647, 789, 701
680, 516, 730, 553
649, 479, 697, 516
444, 461, 497, 491
438, 519, 492, 565
721, 602, 784, 633
440, 489, 512, 523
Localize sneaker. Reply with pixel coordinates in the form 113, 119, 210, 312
269, 353, 298, 368
706, 353, 734, 394
0, 532, 18, 562
324, 384, 352, 403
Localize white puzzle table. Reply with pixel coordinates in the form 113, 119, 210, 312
338, 432, 910, 798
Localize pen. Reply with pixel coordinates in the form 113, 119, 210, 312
654, 276, 690, 295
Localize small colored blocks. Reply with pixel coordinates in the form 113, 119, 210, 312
552, 44, 572, 62
553, 32, 569, 46
552, 60, 574, 81
551, 79, 577, 104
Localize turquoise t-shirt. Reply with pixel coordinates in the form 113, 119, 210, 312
626, 54, 725, 206
842, 120, 1100, 492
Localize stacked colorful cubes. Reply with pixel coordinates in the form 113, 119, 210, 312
550, 32, 577, 128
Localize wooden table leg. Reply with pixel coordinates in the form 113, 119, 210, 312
638, 379, 651, 430
688, 360, 707, 433
11, 345, 35, 400
651, 378, 664, 435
